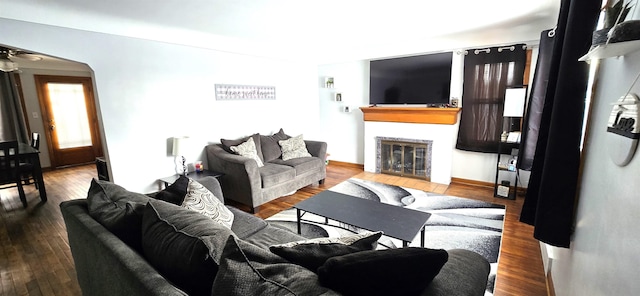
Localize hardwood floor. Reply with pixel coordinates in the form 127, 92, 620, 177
0, 163, 547, 295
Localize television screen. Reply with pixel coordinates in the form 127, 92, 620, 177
369, 52, 452, 105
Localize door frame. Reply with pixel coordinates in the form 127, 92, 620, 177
34, 75, 103, 168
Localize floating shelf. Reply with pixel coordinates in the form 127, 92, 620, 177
579, 40, 640, 61
360, 107, 461, 124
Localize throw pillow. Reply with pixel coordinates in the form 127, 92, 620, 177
260, 128, 290, 162
154, 174, 189, 205
181, 179, 234, 229
211, 235, 338, 296
279, 134, 312, 161
141, 199, 234, 296
269, 231, 382, 271
221, 133, 264, 162
230, 137, 264, 167
86, 178, 150, 252
317, 247, 449, 296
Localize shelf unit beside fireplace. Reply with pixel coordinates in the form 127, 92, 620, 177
380, 140, 431, 180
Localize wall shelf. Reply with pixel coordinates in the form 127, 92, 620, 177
579, 40, 640, 61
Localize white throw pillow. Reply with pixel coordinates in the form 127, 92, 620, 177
230, 137, 264, 167
181, 179, 234, 229
279, 134, 312, 161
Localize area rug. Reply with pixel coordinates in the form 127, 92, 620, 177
266, 178, 505, 296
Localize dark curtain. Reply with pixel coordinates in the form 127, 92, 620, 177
520, 0, 600, 248
517, 30, 555, 171
0, 72, 29, 143
456, 44, 526, 153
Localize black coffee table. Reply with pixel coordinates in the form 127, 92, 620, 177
294, 190, 431, 247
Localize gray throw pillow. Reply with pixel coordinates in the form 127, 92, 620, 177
86, 178, 150, 252
211, 235, 339, 296
269, 231, 382, 272
260, 128, 290, 162
141, 199, 234, 296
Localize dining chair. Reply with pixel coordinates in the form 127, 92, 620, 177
0, 141, 28, 208
21, 132, 40, 187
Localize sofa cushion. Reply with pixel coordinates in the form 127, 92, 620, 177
279, 134, 312, 161
221, 133, 263, 162
229, 137, 264, 167
86, 178, 150, 252
141, 199, 234, 296
317, 247, 449, 296
228, 206, 268, 238
211, 235, 338, 296
260, 128, 290, 162
181, 179, 234, 229
269, 231, 382, 271
240, 224, 306, 249
154, 174, 189, 205
270, 156, 325, 176
259, 163, 296, 188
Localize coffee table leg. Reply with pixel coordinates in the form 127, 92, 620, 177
403, 241, 409, 248
421, 227, 425, 247
296, 209, 302, 234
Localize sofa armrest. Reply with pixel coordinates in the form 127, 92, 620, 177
305, 140, 327, 162
422, 249, 490, 296
196, 176, 225, 203
206, 144, 263, 207
60, 200, 188, 296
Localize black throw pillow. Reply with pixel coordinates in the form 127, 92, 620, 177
317, 247, 449, 296
269, 231, 382, 271
154, 175, 189, 204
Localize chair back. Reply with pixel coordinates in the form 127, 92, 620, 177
31, 132, 40, 150
0, 141, 20, 183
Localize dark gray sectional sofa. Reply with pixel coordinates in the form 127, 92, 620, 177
60, 176, 491, 296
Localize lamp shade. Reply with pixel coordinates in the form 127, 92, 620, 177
171, 136, 189, 156
503, 88, 526, 117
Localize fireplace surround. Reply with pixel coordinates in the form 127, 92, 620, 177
376, 137, 433, 180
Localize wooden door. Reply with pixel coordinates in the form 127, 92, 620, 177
34, 75, 103, 168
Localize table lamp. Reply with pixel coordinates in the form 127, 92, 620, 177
171, 136, 189, 175
503, 88, 527, 138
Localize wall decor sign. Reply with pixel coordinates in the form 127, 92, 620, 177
215, 84, 276, 100
607, 93, 639, 166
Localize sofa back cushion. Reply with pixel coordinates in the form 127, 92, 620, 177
141, 199, 234, 296
86, 178, 150, 252
260, 128, 290, 162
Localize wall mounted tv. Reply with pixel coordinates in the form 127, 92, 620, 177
369, 52, 452, 105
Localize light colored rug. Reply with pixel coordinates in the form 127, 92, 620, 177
266, 178, 505, 296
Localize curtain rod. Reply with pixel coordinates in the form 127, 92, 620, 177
456, 44, 528, 55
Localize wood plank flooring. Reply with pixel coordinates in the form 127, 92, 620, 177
0, 163, 546, 296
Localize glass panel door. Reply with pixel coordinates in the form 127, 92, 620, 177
46, 83, 92, 149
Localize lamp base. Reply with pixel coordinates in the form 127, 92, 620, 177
182, 156, 187, 176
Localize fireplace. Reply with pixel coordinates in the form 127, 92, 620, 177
376, 137, 432, 180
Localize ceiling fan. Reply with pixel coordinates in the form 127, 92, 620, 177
0, 46, 43, 72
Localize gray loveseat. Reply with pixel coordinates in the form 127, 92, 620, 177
206, 129, 327, 213
61, 176, 491, 296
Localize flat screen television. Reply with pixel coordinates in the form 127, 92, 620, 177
369, 52, 452, 105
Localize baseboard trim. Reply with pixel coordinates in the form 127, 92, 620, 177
546, 261, 556, 296
328, 161, 364, 169
451, 177, 528, 194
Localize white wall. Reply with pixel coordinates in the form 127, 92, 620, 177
548, 42, 640, 294
318, 61, 369, 164
0, 18, 320, 193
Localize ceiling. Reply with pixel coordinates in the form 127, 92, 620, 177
0, 0, 561, 64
